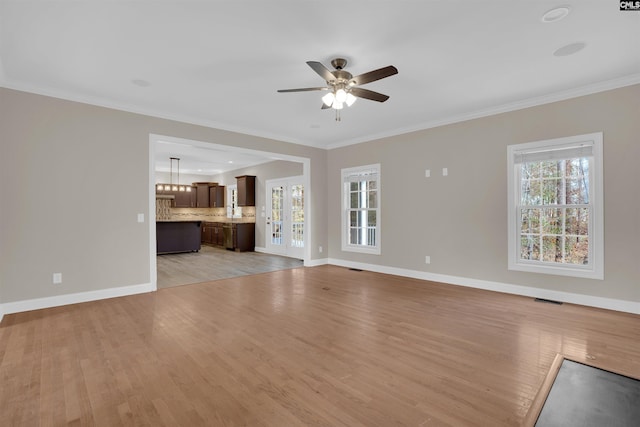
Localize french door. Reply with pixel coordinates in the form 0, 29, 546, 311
266, 177, 304, 259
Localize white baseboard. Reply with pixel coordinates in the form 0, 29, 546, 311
2, 261, 635, 320
0, 282, 155, 318
305, 257, 329, 267
327, 258, 640, 315
254, 246, 267, 253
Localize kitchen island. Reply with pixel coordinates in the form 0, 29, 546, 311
156, 221, 202, 254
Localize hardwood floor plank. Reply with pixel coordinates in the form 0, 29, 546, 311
1, 265, 638, 426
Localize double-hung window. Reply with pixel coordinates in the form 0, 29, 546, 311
507, 132, 603, 279
341, 164, 381, 254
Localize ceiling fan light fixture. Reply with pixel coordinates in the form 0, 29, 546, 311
322, 92, 335, 107
278, 58, 398, 119
542, 6, 570, 23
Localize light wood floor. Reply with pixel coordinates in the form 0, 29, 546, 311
1, 266, 638, 426
156, 245, 303, 288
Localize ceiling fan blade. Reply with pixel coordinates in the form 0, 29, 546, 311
349, 87, 390, 102
307, 61, 336, 82
351, 65, 398, 86
321, 103, 331, 110
277, 87, 328, 93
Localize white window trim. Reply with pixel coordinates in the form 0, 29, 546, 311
507, 132, 604, 279
341, 164, 381, 255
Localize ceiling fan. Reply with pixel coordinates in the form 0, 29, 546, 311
277, 58, 398, 120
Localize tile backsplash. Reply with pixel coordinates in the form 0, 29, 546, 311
155, 198, 256, 223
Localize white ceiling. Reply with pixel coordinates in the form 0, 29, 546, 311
154, 138, 278, 175
1, 1, 639, 161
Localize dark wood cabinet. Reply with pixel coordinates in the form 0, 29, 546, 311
209, 185, 225, 208
190, 186, 197, 207
201, 222, 214, 244
236, 175, 255, 206
231, 223, 255, 252
195, 183, 210, 208
202, 222, 226, 247
213, 223, 224, 246
174, 189, 193, 208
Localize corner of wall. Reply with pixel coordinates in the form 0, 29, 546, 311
305, 258, 329, 267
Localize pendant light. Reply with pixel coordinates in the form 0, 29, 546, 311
156, 157, 191, 192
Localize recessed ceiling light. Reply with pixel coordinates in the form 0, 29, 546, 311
542, 6, 571, 23
131, 79, 151, 87
554, 42, 586, 57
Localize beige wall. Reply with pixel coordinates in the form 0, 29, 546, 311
0, 88, 327, 304
327, 85, 640, 303
1, 85, 638, 310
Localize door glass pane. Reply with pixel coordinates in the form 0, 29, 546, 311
291, 184, 304, 248
271, 186, 283, 245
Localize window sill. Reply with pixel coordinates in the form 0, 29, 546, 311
342, 245, 381, 255
509, 261, 603, 280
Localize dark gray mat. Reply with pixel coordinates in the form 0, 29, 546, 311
535, 360, 640, 427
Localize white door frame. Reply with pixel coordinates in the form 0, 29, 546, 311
149, 134, 311, 291
265, 176, 305, 259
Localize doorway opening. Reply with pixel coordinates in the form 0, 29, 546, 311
148, 134, 311, 290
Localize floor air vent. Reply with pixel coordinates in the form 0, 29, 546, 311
349, 268, 363, 272
535, 298, 563, 305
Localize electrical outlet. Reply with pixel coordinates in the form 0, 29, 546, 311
319, 246, 323, 253
425, 256, 431, 264
137, 213, 144, 223
442, 168, 448, 176
425, 169, 431, 178
52, 273, 62, 284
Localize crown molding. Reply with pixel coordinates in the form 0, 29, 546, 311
3, 73, 639, 151
325, 73, 640, 149
0, 79, 326, 149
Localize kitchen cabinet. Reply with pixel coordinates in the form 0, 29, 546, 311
236, 175, 255, 206
225, 223, 255, 252
214, 223, 225, 246
201, 222, 214, 244
209, 185, 225, 208
195, 183, 211, 208
202, 222, 225, 247
190, 186, 197, 207
174, 188, 194, 208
